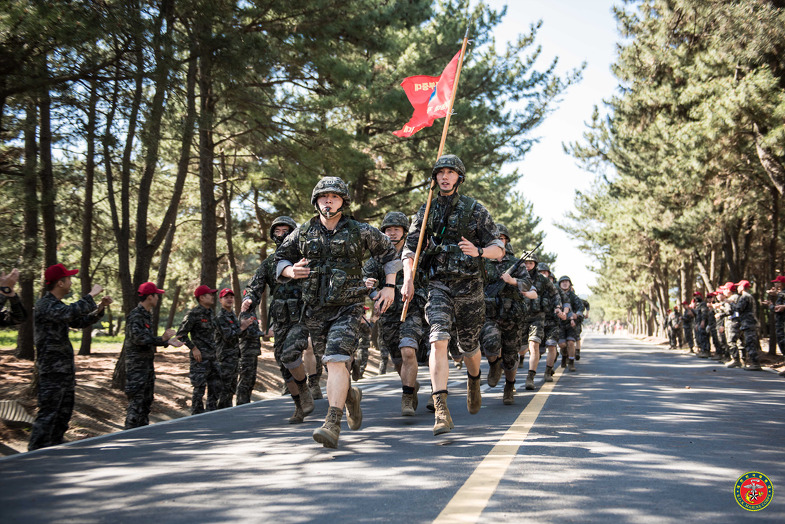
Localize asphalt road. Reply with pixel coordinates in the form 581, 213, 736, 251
1, 333, 783, 523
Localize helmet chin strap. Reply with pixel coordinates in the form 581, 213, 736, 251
317, 204, 342, 220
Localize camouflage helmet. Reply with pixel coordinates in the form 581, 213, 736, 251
537, 262, 550, 273
380, 211, 410, 233
522, 252, 539, 263
431, 154, 466, 182
496, 224, 511, 241
269, 216, 297, 240
558, 275, 572, 285
311, 176, 351, 207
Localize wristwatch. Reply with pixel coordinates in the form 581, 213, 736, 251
0, 286, 11, 294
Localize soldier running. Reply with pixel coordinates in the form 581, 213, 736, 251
275, 177, 400, 448
401, 154, 505, 436
364, 211, 427, 415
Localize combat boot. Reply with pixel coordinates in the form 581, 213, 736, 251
288, 395, 304, 424
567, 359, 576, 372
401, 393, 415, 417
503, 381, 515, 405
544, 366, 554, 383
345, 386, 363, 430
697, 350, 710, 358
561, 354, 568, 368
412, 380, 420, 412
726, 358, 742, 368
313, 406, 342, 448
467, 374, 482, 414
575, 348, 581, 361
525, 369, 536, 390
298, 379, 314, 415
308, 375, 323, 400
379, 356, 388, 375
433, 392, 454, 435
744, 362, 762, 371
351, 359, 361, 382
487, 358, 503, 388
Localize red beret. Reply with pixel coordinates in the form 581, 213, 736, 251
44, 263, 79, 284
194, 285, 218, 297
138, 282, 164, 295
219, 288, 234, 298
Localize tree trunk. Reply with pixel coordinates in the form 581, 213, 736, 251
152, 222, 176, 333
220, 154, 241, 310
39, 59, 56, 267
166, 283, 182, 330
79, 78, 98, 356
15, 99, 39, 361
753, 122, 785, 195
198, 18, 218, 288
769, 186, 779, 355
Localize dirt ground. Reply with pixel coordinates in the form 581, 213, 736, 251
0, 339, 382, 456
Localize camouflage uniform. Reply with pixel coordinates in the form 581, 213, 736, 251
559, 287, 585, 344
722, 295, 741, 361
0, 293, 26, 327
706, 302, 724, 357
732, 289, 761, 366
667, 310, 681, 349
354, 315, 373, 378
215, 307, 242, 409
28, 293, 104, 451
123, 304, 170, 429
693, 298, 711, 355
363, 247, 427, 370
480, 245, 532, 372
276, 215, 399, 368
244, 246, 307, 386
176, 304, 222, 414
236, 311, 262, 405
681, 305, 695, 350
403, 192, 503, 355
771, 290, 785, 356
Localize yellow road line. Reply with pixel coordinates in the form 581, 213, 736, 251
433, 367, 565, 524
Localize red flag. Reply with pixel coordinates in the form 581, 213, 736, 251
393, 51, 461, 138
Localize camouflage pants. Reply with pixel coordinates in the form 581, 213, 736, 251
378, 304, 426, 365
480, 317, 522, 371
521, 318, 544, 346
682, 322, 695, 349
543, 321, 562, 347
695, 325, 710, 352
125, 351, 155, 429
190, 354, 222, 415
217, 347, 240, 409
776, 318, 785, 356
28, 369, 76, 451
425, 279, 484, 357
725, 321, 740, 358
235, 348, 259, 405
560, 321, 579, 343
278, 321, 310, 380
709, 326, 724, 355
297, 303, 364, 365
740, 328, 761, 365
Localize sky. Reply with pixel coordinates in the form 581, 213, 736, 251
483, 0, 621, 295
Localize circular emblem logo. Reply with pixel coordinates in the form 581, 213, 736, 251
735, 472, 773, 511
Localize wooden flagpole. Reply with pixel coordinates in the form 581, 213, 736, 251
401, 28, 470, 322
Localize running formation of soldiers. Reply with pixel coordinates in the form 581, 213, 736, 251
666, 278, 785, 376
7, 154, 591, 451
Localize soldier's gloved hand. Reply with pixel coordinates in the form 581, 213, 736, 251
241, 298, 253, 312
191, 347, 203, 363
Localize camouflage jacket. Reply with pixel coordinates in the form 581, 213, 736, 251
561, 287, 585, 325
34, 292, 104, 373
772, 291, 785, 321
276, 215, 400, 307
403, 192, 503, 282
483, 247, 533, 320
732, 291, 758, 330
215, 307, 242, 358
363, 245, 427, 317
176, 304, 217, 357
124, 304, 168, 356
243, 250, 303, 326
526, 271, 561, 322
239, 310, 262, 356
0, 293, 26, 327
694, 300, 709, 326
681, 306, 695, 326
667, 311, 682, 329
